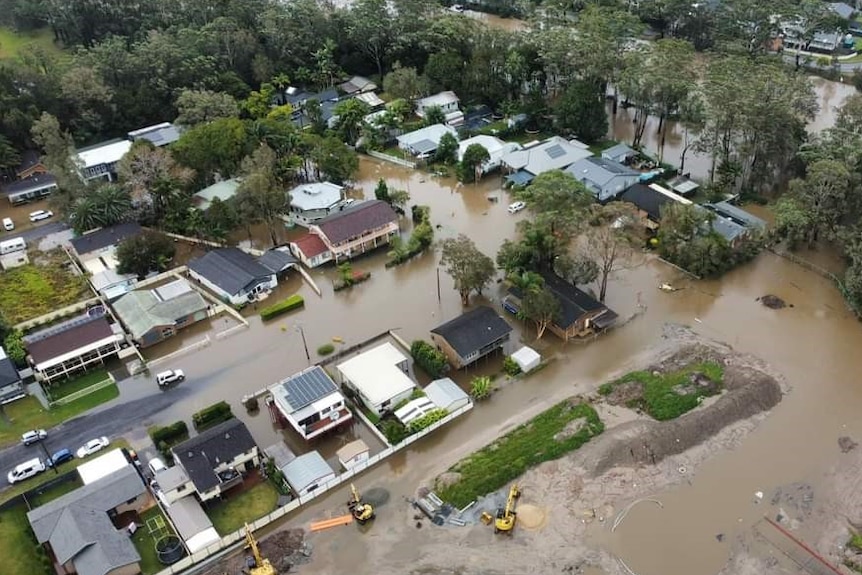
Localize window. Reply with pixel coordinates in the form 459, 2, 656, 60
176, 485, 187, 493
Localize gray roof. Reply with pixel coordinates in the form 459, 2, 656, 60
830, 2, 855, 19
172, 418, 257, 493
288, 182, 344, 211
565, 156, 639, 200
112, 279, 207, 340
501, 136, 593, 176
128, 122, 182, 147
430, 306, 512, 359
27, 466, 144, 575
3, 173, 57, 197
338, 76, 377, 94
281, 451, 334, 492
396, 124, 458, 150
193, 179, 240, 210
154, 465, 189, 492
0, 348, 20, 387
706, 201, 767, 229
601, 143, 636, 162
188, 248, 274, 297
272, 366, 339, 413
164, 497, 214, 541
425, 378, 469, 410
257, 249, 297, 274
69, 223, 143, 256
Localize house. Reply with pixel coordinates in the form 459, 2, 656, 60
70, 223, 143, 300
0, 345, 24, 404
285, 182, 346, 227
74, 139, 133, 182
336, 439, 369, 470
25, 315, 124, 384
187, 247, 277, 305
3, 173, 57, 205
336, 342, 417, 416
281, 451, 335, 497
424, 377, 470, 412
290, 200, 400, 268
502, 136, 594, 187
269, 365, 352, 440
702, 201, 767, 246
618, 183, 688, 230
504, 272, 618, 341
430, 306, 513, 369
396, 124, 459, 157
338, 76, 377, 95
415, 91, 460, 118
283, 87, 341, 129
14, 150, 49, 180
666, 174, 700, 197
162, 496, 220, 554
601, 143, 637, 165
510, 346, 541, 373
565, 157, 640, 202
456, 135, 523, 175
171, 418, 260, 502
127, 122, 182, 147
27, 466, 148, 575
829, 2, 855, 20
112, 278, 209, 348
354, 91, 385, 109
192, 178, 241, 211
155, 465, 194, 505
257, 248, 297, 279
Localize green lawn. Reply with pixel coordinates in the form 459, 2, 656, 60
0, 27, 63, 60
132, 506, 176, 575
0, 385, 119, 448
0, 438, 130, 506
598, 361, 724, 421
28, 476, 83, 507
0, 262, 92, 324
45, 368, 111, 401
435, 400, 604, 508
207, 481, 279, 535
0, 503, 52, 575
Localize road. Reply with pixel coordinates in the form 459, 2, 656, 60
7, 221, 70, 243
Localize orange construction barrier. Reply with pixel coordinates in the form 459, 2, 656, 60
310, 514, 354, 532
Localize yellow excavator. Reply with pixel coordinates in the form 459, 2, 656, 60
348, 483, 375, 524
494, 484, 521, 535
242, 523, 276, 575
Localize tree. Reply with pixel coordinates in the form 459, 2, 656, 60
778, 160, 853, 248
506, 270, 544, 294
3, 330, 26, 367
440, 234, 497, 305
116, 232, 176, 279
375, 179, 391, 202
242, 83, 276, 120
387, 188, 410, 212
458, 143, 490, 183
333, 98, 371, 145
31, 112, 85, 212
554, 80, 608, 144
657, 203, 745, 278
235, 144, 286, 246
470, 376, 493, 400
424, 106, 446, 127
515, 171, 593, 240
60, 66, 115, 141
118, 142, 195, 216
348, 0, 397, 78
70, 184, 133, 234
175, 89, 240, 126
307, 135, 359, 184
581, 203, 643, 302
173, 117, 251, 184
202, 197, 239, 242
519, 287, 561, 340
434, 132, 458, 165
554, 254, 599, 286
496, 239, 531, 274
383, 65, 425, 101
0, 135, 20, 172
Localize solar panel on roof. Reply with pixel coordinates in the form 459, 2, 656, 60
280, 366, 338, 411
545, 144, 566, 159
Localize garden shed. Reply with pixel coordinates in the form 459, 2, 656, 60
510, 346, 541, 373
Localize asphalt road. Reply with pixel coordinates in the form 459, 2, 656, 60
0, 385, 192, 488
7, 221, 70, 243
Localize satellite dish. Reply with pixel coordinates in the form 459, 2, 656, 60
329, 410, 341, 422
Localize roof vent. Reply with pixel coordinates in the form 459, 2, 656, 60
225, 433, 231, 440
188, 452, 194, 458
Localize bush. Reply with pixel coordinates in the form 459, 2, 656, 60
407, 408, 448, 434
260, 294, 305, 321
381, 419, 409, 444
411, 204, 430, 224
470, 376, 493, 400
502, 356, 521, 377
317, 343, 335, 356
410, 340, 448, 378
3, 330, 26, 368
150, 421, 189, 447
192, 402, 234, 430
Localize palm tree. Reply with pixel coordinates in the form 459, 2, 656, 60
506, 270, 544, 294
71, 185, 133, 234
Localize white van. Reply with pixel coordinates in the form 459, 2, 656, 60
0, 237, 25, 255
2, 218, 13, 231
148, 457, 167, 476
7, 457, 46, 484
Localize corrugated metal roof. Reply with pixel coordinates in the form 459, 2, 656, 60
281, 451, 333, 492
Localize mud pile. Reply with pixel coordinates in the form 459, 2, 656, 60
198, 529, 307, 575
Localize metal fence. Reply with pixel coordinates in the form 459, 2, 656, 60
48, 375, 115, 407
366, 150, 417, 169
150, 401, 474, 575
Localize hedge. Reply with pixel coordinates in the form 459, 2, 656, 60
260, 294, 305, 321
192, 402, 233, 430
150, 421, 188, 447
410, 340, 448, 378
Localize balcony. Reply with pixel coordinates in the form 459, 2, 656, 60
304, 407, 352, 439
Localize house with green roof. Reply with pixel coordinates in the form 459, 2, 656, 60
112, 278, 209, 348
192, 178, 241, 211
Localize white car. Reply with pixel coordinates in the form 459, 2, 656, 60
29, 210, 53, 222
2, 217, 13, 231
508, 201, 526, 214
450, 4, 465, 12
7, 457, 46, 484
21, 429, 47, 446
156, 369, 185, 387
76, 436, 110, 459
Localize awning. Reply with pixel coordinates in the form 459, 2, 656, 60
504, 170, 534, 187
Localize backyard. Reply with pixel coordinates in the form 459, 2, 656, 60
0, 260, 92, 323
44, 368, 112, 401
132, 506, 177, 575
0, 27, 63, 60
206, 479, 279, 535
0, 502, 51, 575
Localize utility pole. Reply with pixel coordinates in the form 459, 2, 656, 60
296, 324, 311, 363
436, 266, 441, 303
38, 440, 58, 475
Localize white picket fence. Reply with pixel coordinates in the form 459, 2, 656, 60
151, 401, 474, 575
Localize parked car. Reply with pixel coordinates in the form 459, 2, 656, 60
76, 436, 110, 459
29, 210, 53, 222
7, 458, 46, 484
2, 217, 14, 231
450, 4, 465, 12
508, 201, 526, 214
148, 457, 167, 476
21, 429, 47, 446
47, 448, 74, 468
156, 369, 185, 387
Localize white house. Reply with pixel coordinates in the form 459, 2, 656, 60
336, 439, 370, 470
74, 139, 133, 182
155, 465, 194, 505
269, 366, 352, 440
285, 182, 347, 227
281, 451, 336, 497
397, 124, 458, 158
415, 91, 460, 118
336, 342, 417, 416
457, 135, 523, 175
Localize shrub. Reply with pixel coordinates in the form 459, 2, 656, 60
410, 340, 448, 378
381, 419, 409, 445
192, 402, 233, 430
260, 294, 305, 320
470, 376, 493, 400
411, 204, 430, 223
3, 330, 26, 367
407, 408, 448, 434
317, 343, 335, 356
502, 356, 521, 377
150, 421, 189, 447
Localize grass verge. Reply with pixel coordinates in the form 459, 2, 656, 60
45, 368, 110, 400
29, 476, 83, 507
436, 400, 604, 508
207, 480, 279, 535
0, 261, 91, 323
598, 361, 723, 421
132, 506, 177, 575
0, 385, 119, 448
0, 503, 51, 575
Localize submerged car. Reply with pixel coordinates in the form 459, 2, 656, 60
156, 369, 185, 387
507, 201, 526, 214
28, 210, 53, 222
76, 436, 110, 459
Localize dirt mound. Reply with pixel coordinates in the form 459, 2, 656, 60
758, 295, 788, 309
604, 380, 643, 407
516, 504, 548, 530
199, 529, 307, 575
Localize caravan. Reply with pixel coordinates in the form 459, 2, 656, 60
0, 237, 25, 255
